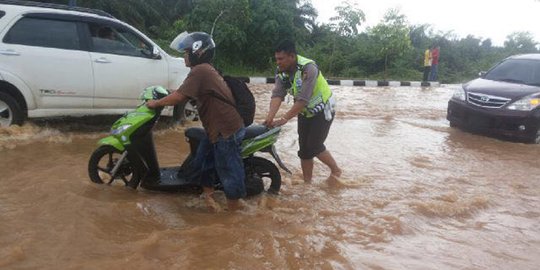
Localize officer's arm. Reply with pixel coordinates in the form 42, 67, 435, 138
266, 97, 283, 123
280, 64, 317, 121
264, 76, 287, 125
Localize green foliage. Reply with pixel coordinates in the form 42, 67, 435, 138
37, 0, 191, 37
367, 8, 412, 79
184, 0, 251, 70
32, 0, 540, 82
504, 32, 539, 55
329, 1, 365, 37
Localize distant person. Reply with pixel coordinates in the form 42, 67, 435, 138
429, 45, 440, 81
423, 48, 431, 81
263, 40, 342, 185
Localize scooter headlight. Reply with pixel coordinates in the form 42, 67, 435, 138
507, 94, 540, 111
111, 124, 132, 135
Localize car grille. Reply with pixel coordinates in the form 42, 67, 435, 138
467, 92, 511, 108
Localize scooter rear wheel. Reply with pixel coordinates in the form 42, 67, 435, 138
88, 145, 141, 188
244, 156, 281, 195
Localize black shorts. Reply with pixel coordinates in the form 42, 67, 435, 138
297, 111, 334, 159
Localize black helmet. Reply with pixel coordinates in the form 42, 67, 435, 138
170, 31, 215, 66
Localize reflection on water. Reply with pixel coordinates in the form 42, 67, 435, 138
0, 85, 539, 269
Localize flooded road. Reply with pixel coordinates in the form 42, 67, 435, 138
1, 84, 539, 269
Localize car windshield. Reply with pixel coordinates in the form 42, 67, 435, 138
485, 59, 540, 86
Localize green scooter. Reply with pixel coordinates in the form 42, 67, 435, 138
87, 86, 290, 196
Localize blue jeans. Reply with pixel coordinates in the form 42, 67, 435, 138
192, 128, 246, 200
429, 64, 438, 81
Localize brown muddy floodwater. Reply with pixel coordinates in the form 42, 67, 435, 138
0, 84, 539, 269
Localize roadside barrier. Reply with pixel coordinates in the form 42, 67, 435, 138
235, 77, 440, 87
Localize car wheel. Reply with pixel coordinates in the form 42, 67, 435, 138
173, 99, 198, 123
449, 121, 457, 128
0, 92, 25, 127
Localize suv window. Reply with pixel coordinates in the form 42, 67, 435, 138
3, 17, 80, 50
485, 59, 540, 86
0, 10, 5, 19
87, 23, 152, 57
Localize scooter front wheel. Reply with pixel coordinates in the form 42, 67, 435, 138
88, 145, 141, 188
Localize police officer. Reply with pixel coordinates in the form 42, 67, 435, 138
264, 40, 342, 184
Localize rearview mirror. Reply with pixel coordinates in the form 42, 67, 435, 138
478, 71, 487, 78
151, 46, 161, 59
142, 46, 162, 60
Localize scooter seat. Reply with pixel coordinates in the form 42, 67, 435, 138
184, 125, 269, 142
244, 124, 269, 140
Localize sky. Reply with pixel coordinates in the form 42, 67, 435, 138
310, 0, 540, 47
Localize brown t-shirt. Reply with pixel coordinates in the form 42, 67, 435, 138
178, 63, 243, 143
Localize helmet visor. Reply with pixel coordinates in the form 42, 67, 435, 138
169, 31, 190, 52
170, 31, 215, 54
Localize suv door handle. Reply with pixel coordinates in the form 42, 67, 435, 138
94, 57, 111, 63
0, 49, 20, 56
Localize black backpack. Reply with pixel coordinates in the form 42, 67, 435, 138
210, 76, 255, 127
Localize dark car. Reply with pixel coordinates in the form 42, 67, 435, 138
447, 54, 540, 143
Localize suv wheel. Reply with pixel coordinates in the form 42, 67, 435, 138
0, 92, 24, 127
173, 99, 198, 123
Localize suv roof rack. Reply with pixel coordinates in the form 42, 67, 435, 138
0, 0, 114, 18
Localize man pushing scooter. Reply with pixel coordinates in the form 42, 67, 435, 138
147, 32, 246, 211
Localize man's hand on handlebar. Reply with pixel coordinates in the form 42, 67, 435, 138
146, 99, 160, 109
263, 117, 288, 127
272, 117, 288, 127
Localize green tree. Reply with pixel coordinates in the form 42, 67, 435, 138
294, 1, 318, 35
29, 0, 540, 82
243, 0, 301, 71
317, 1, 365, 75
329, 0, 365, 37
504, 31, 539, 54
182, 0, 251, 70
36, 0, 190, 37
177, 0, 319, 72
367, 8, 412, 80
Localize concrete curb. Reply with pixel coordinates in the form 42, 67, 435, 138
236, 77, 440, 87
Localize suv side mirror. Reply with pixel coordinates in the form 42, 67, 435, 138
142, 46, 162, 60
151, 46, 161, 59
478, 71, 487, 78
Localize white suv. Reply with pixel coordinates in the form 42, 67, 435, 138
0, 0, 190, 126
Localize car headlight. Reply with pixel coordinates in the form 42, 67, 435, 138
507, 95, 540, 111
452, 88, 466, 101
111, 124, 132, 135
